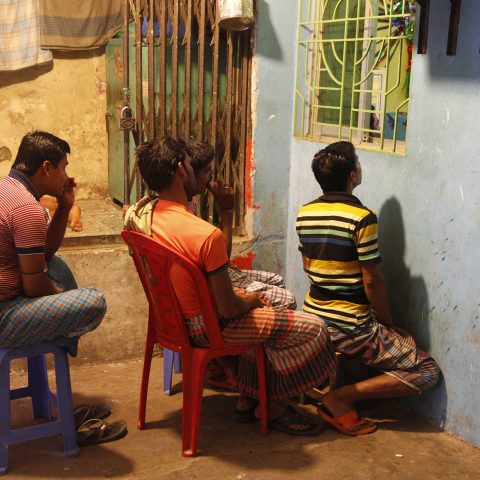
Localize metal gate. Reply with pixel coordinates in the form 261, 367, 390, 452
119, 0, 252, 232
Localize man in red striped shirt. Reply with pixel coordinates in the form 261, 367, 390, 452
0, 131, 105, 352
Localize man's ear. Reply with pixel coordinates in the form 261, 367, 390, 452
177, 161, 187, 180
349, 169, 356, 183
40, 160, 54, 176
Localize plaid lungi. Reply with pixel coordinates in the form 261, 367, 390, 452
228, 268, 297, 309
0, 256, 105, 349
0, 288, 105, 348
186, 308, 337, 401
328, 318, 439, 393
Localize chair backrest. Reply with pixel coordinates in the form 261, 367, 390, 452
121, 230, 226, 350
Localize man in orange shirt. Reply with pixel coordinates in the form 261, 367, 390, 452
126, 137, 337, 435
187, 139, 296, 310
186, 139, 297, 390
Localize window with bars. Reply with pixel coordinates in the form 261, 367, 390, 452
294, 0, 416, 155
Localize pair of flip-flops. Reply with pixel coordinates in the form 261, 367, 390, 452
74, 404, 128, 447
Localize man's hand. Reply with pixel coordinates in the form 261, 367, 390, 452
57, 177, 77, 210
46, 177, 77, 260
208, 181, 235, 212
50, 278, 65, 294
208, 181, 235, 258
233, 288, 267, 310
233, 287, 270, 308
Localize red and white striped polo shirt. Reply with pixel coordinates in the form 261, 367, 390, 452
0, 170, 48, 301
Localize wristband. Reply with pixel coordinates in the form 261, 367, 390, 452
21, 265, 48, 275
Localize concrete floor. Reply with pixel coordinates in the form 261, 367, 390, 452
6, 357, 480, 479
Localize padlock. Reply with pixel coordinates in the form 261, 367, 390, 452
119, 106, 135, 131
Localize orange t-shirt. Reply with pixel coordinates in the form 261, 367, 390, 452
151, 199, 228, 317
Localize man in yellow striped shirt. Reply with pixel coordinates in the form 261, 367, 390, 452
297, 141, 439, 436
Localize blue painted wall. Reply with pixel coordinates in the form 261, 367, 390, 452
251, 0, 298, 275
254, 0, 480, 446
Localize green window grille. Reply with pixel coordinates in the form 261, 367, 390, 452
294, 0, 416, 155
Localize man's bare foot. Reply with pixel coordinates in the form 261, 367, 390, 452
319, 391, 376, 435
321, 390, 355, 418
236, 394, 257, 413
68, 205, 82, 231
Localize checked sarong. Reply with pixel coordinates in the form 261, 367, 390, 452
186, 308, 337, 401
0, 256, 105, 350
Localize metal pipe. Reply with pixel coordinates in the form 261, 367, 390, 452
123, 0, 130, 208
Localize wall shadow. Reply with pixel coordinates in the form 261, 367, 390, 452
378, 197, 430, 351
0, 61, 53, 88
378, 197, 447, 427
257, 0, 283, 60
0, 47, 105, 89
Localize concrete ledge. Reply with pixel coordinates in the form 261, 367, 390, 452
58, 243, 148, 367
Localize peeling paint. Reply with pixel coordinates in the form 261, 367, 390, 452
244, 139, 261, 211
230, 252, 256, 270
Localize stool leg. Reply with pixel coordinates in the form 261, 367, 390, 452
0, 357, 11, 474
163, 349, 175, 396
53, 350, 78, 458
173, 352, 182, 374
28, 355, 52, 420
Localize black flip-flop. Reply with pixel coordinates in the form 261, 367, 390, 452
233, 399, 259, 423
268, 406, 323, 436
74, 404, 111, 430
76, 418, 128, 447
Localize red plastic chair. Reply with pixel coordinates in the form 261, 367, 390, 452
121, 230, 267, 457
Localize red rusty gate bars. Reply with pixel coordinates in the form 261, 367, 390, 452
123, 0, 252, 233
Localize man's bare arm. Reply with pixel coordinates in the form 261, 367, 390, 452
45, 203, 71, 260
208, 267, 265, 318
361, 262, 394, 325
218, 210, 233, 259
45, 178, 76, 260
208, 182, 234, 258
18, 253, 63, 297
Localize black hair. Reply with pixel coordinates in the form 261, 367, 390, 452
186, 139, 215, 174
13, 131, 70, 175
137, 137, 188, 193
311, 141, 357, 192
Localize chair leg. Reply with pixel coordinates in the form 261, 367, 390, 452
53, 350, 79, 458
182, 350, 208, 457
0, 357, 11, 474
27, 355, 52, 420
255, 346, 268, 435
138, 337, 154, 430
181, 353, 192, 456
163, 349, 174, 396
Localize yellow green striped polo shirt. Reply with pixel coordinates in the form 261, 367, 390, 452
296, 192, 381, 330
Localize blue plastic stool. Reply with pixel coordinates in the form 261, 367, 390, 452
163, 349, 182, 395
0, 341, 79, 474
